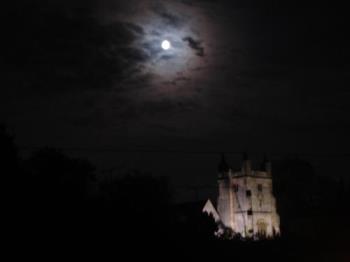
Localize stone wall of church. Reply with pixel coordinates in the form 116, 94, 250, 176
216, 161, 280, 238
217, 176, 233, 229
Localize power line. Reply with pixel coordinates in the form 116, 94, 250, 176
17, 146, 350, 158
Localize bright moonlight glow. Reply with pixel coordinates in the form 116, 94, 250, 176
161, 40, 171, 50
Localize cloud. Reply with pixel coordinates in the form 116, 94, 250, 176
124, 22, 145, 35
151, 2, 184, 28
183, 36, 205, 57
2, 1, 150, 95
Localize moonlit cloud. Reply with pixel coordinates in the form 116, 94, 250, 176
2, 0, 350, 158
108, 0, 209, 82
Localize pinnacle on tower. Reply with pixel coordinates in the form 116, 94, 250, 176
264, 155, 272, 175
241, 152, 252, 175
242, 152, 248, 161
261, 155, 268, 170
218, 153, 230, 174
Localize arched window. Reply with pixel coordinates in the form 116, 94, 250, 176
257, 219, 268, 237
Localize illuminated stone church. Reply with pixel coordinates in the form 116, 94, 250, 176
203, 154, 280, 238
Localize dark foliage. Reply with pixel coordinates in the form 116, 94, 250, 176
273, 157, 350, 241
96, 171, 173, 239
0, 124, 19, 177
1, 127, 218, 240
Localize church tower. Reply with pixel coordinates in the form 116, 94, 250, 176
214, 154, 280, 238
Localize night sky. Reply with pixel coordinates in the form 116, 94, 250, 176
2, 0, 350, 200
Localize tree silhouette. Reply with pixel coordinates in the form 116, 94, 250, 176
20, 147, 96, 235
98, 170, 172, 239
1, 124, 21, 218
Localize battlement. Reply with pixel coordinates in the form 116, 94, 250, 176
231, 170, 271, 179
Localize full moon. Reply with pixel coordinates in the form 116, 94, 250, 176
161, 40, 171, 50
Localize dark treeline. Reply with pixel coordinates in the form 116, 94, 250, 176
1, 124, 217, 241
274, 158, 350, 241
2, 125, 350, 260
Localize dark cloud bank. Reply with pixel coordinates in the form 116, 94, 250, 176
2, 1, 148, 94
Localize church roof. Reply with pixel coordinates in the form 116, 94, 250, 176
202, 199, 221, 222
